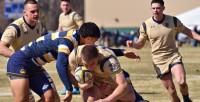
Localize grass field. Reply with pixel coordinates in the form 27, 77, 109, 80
0, 45, 200, 102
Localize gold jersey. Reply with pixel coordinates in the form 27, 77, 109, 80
1, 17, 43, 51
69, 45, 123, 89
58, 10, 83, 31
139, 15, 185, 64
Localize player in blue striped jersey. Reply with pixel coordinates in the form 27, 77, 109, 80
7, 22, 100, 102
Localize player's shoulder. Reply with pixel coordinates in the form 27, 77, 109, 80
165, 14, 174, 19
143, 17, 154, 25
60, 29, 78, 37
70, 11, 80, 17
4, 17, 23, 36
12, 17, 24, 26
59, 12, 65, 16
76, 45, 86, 51
70, 11, 78, 15
96, 46, 109, 53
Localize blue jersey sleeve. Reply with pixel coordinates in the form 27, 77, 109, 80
110, 48, 125, 56
56, 52, 73, 91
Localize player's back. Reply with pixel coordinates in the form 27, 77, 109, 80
21, 30, 80, 65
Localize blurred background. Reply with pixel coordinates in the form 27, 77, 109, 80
0, 0, 200, 47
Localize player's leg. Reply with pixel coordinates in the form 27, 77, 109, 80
160, 73, 181, 102
80, 85, 103, 102
117, 83, 135, 101
43, 69, 60, 102
60, 87, 66, 95
133, 88, 149, 102
7, 51, 31, 102
61, 86, 80, 95
72, 86, 80, 94
123, 70, 148, 102
171, 63, 192, 102
30, 68, 58, 102
50, 83, 60, 102
9, 77, 30, 102
29, 90, 35, 102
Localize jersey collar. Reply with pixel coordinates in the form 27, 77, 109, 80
152, 14, 165, 24
23, 17, 36, 29
64, 9, 72, 16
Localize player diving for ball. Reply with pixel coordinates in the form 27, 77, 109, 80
68, 44, 149, 102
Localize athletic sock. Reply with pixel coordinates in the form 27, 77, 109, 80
183, 95, 192, 102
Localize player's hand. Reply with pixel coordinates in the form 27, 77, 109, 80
62, 90, 72, 102
123, 50, 141, 61
126, 40, 133, 47
78, 77, 94, 90
99, 83, 112, 95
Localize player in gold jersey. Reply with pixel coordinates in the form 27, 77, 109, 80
0, 0, 59, 102
0, 0, 42, 57
56, 0, 83, 32
68, 45, 148, 102
126, 0, 200, 102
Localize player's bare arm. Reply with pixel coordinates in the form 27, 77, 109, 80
126, 37, 147, 49
101, 73, 130, 102
181, 27, 200, 41
0, 41, 14, 57
56, 25, 63, 32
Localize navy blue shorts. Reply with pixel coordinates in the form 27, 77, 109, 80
7, 51, 53, 96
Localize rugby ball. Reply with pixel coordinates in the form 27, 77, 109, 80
74, 66, 93, 84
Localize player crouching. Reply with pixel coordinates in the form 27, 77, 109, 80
69, 45, 148, 102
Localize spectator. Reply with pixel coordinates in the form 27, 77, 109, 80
177, 32, 190, 47
113, 29, 120, 47
192, 25, 200, 47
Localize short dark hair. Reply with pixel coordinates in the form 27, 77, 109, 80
81, 45, 99, 61
79, 22, 100, 38
151, 0, 164, 6
24, 0, 38, 6
61, 0, 71, 3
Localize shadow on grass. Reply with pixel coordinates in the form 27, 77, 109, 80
139, 92, 161, 95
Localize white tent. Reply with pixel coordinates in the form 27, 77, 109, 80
176, 7, 200, 28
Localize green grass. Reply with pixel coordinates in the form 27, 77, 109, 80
0, 45, 200, 102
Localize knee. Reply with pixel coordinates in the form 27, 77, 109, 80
87, 96, 95, 102
14, 94, 29, 102
177, 78, 186, 86
15, 97, 29, 102
54, 92, 60, 102
168, 89, 177, 96
41, 90, 55, 102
